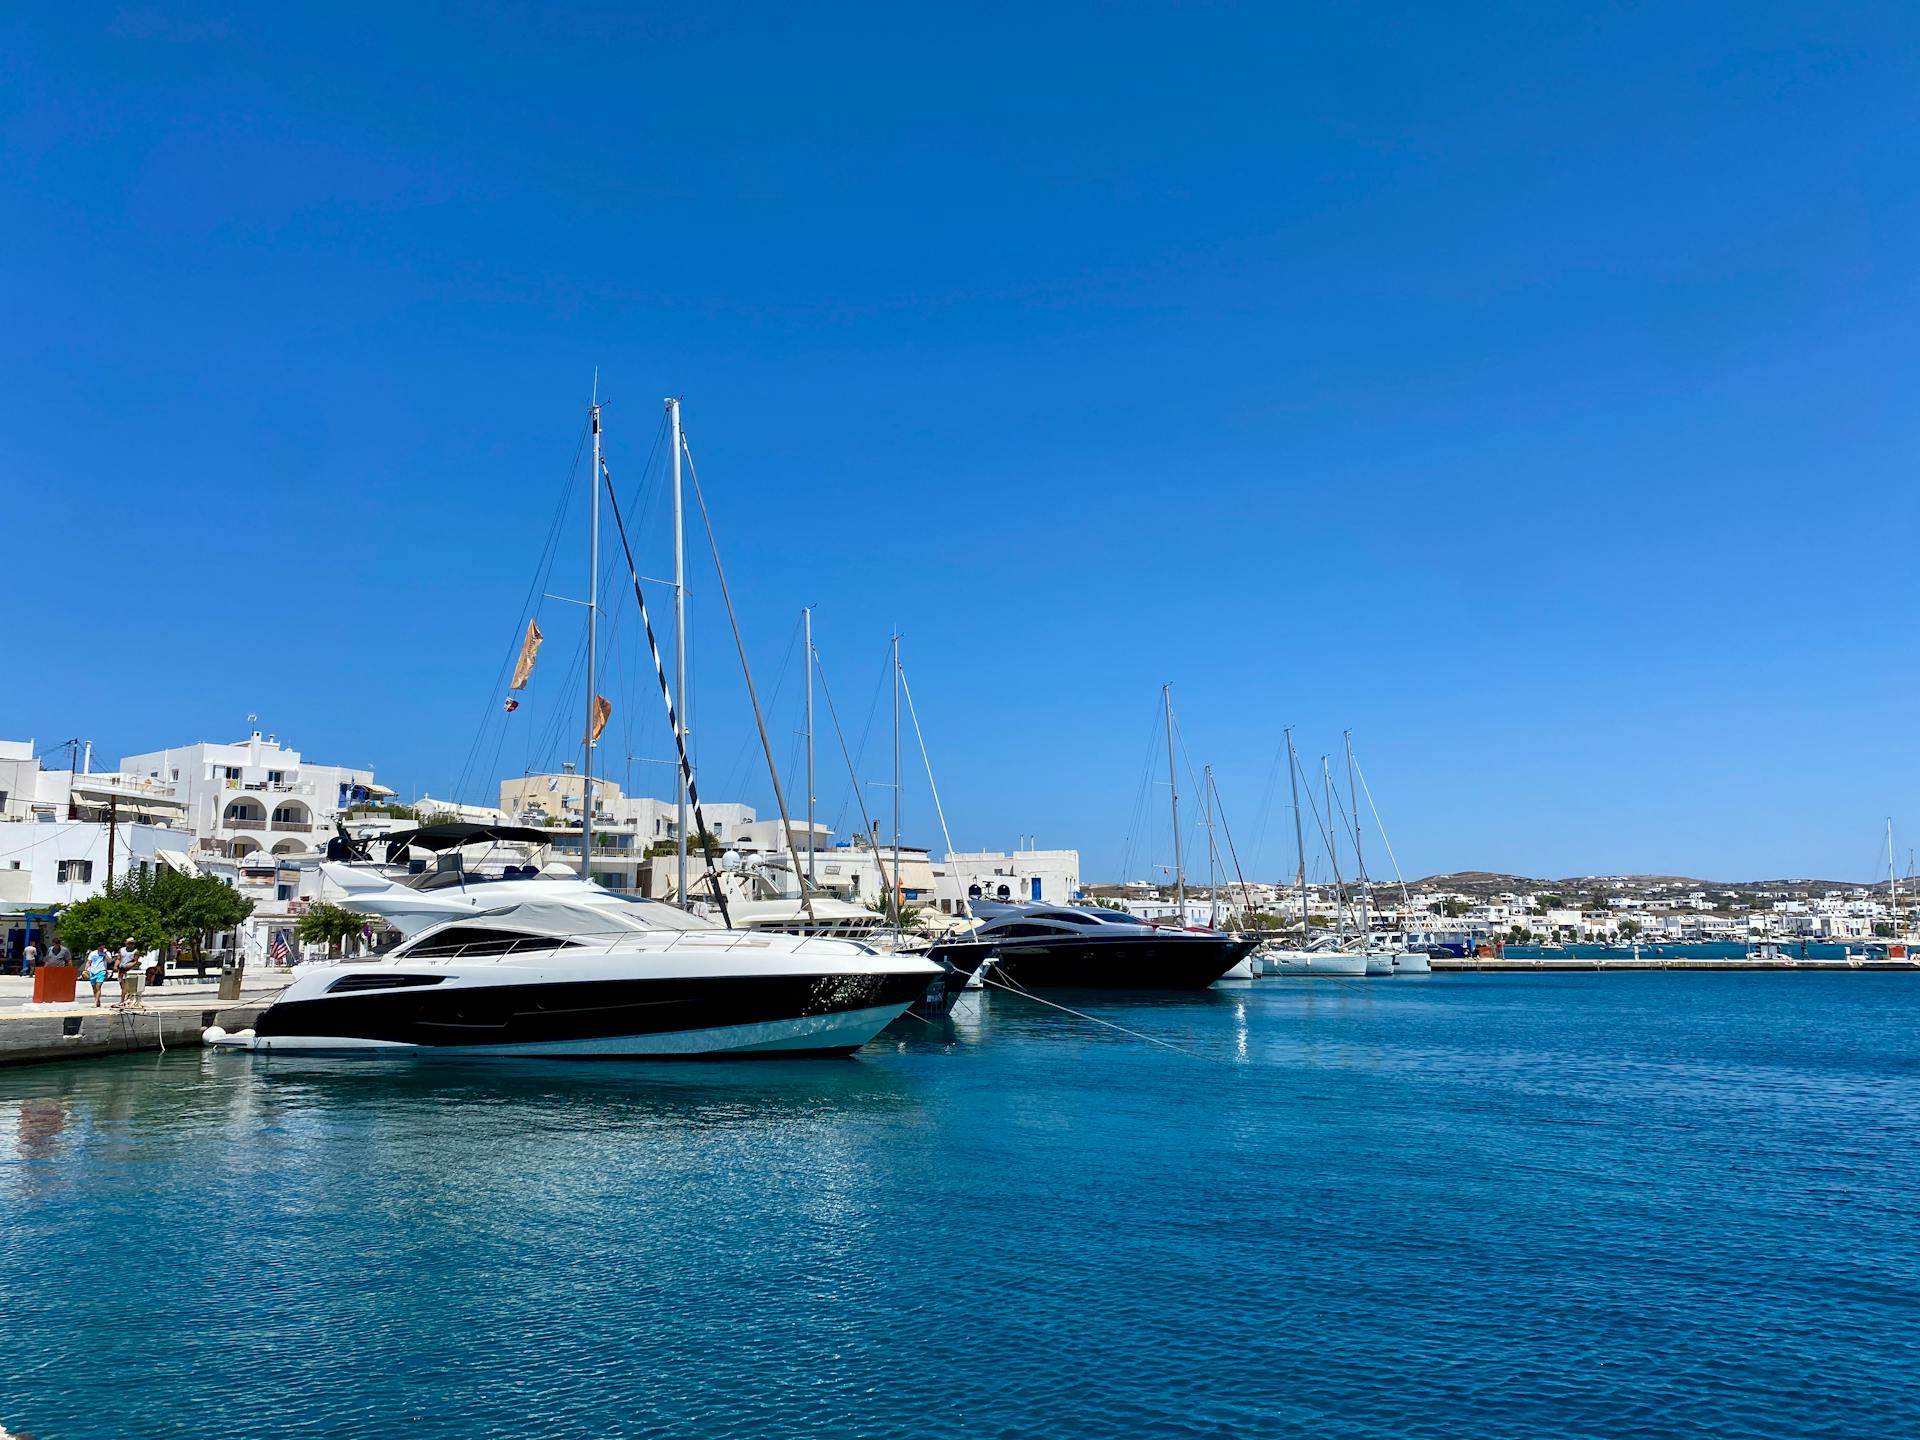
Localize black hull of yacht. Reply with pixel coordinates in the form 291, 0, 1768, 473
906, 942, 997, 1017
250, 970, 930, 1057
931, 935, 1256, 991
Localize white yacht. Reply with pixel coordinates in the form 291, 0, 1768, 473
208, 863, 937, 1058
1248, 942, 1369, 977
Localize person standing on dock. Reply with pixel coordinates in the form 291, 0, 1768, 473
21, 943, 37, 974
117, 938, 145, 1011
47, 940, 71, 971
84, 946, 109, 1008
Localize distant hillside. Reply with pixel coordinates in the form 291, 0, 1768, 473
1409, 872, 1879, 895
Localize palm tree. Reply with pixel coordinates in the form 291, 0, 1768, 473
864, 897, 926, 934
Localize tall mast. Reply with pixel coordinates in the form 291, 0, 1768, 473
1346, 729, 1368, 939
1163, 684, 1184, 916
1890, 818, 1899, 939
1322, 755, 1347, 939
891, 633, 902, 924
581, 394, 600, 879
804, 607, 816, 887
1203, 764, 1218, 928
669, 397, 688, 908
1285, 728, 1309, 943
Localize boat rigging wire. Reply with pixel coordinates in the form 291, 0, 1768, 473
812, 638, 901, 905
598, 450, 733, 924
679, 432, 816, 923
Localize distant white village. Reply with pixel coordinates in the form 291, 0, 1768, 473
2, 729, 1906, 964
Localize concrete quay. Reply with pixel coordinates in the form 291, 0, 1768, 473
1431, 956, 1920, 972
0, 974, 284, 1068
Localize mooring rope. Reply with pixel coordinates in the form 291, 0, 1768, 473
976, 970, 1236, 1067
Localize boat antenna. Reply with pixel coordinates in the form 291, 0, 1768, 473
596, 450, 733, 926
679, 431, 816, 924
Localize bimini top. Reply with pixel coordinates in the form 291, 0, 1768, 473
382, 823, 556, 861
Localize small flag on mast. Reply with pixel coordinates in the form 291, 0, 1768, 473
584, 695, 612, 745
268, 930, 292, 964
509, 619, 544, 690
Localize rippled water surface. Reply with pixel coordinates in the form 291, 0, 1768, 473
5, 973, 1919, 1439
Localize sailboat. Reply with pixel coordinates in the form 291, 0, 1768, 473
1249, 728, 1368, 977
1340, 732, 1429, 976
208, 395, 936, 1058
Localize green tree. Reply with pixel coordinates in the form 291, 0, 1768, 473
1441, 897, 1470, 919
1506, 924, 1534, 944
296, 903, 373, 958
114, 869, 256, 973
55, 893, 168, 957
1619, 919, 1643, 940
1536, 893, 1564, 911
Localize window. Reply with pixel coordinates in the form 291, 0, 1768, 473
401, 927, 581, 958
57, 860, 95, 884
267, 770, 285, 785
224, 766, 241, 781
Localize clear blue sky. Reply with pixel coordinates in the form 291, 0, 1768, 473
4, 3, 1915, 883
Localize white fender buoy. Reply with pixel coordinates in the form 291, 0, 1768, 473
202, 1025, 228, 1044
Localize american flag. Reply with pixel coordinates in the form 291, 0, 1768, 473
268, 930, 292, 964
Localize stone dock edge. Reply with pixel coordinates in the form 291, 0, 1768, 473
0, 1002, 270, 1068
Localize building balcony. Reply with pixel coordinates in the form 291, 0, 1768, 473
224, 817, 268, 832
271, 820, 315, 833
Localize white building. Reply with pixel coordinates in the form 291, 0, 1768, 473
932, 848, 1081, 914
120, 730, 386, 861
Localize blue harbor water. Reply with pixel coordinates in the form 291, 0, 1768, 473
5, 973, 1918, 1439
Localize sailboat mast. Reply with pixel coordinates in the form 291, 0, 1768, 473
1204, 765, 1217, 927
1322, 755, 1347, 938
891, 633, 902, 924
581, 397, 600, 878
1164, 684, 1184, 916
1286, 727, 1309, 943
1890, 818, 1899, 939
804, 607, 816, 888
669, 397, 688, 908
1346, 730, 1368, 939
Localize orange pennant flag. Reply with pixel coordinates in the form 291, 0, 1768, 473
584, 695, 612, 745
509, 619, 544, 690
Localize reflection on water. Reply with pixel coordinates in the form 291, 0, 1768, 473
5, 974, 1919, 1440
